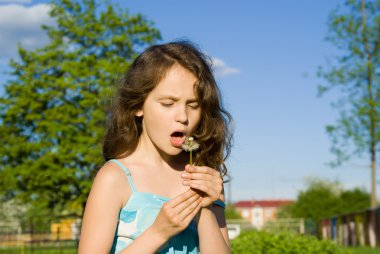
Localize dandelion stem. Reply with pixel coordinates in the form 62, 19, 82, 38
182, 136, 199, 166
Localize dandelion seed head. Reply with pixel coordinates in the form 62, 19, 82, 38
181, 136, 199, 152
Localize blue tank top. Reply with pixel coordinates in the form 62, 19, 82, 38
108, 159, 199, 254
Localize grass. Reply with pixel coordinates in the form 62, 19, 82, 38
1, 243, 379, 254
343, 246, 380, 254
0, 247, 76, 254
0, 241, 77, 254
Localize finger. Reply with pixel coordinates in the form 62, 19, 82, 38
185, 165, 219, 176
183, 199, 202, 225
167, 189, 197, 208
178, 196, 202, 222
173, 193, 202, 214
183, 179, 210, 187
182, 172, 214, 181
185, 180, 212, 187
186, 180, 214, 194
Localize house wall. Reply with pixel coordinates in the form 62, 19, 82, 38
236, 206, 281, 229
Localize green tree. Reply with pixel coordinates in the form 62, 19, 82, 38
0, 0, 161, 216
288, 178, 370, 221
290, 179, 342, 222
225, 204, 243, 220
318, 0, 380, 207
338, 187, 371, 213
275, 204, 294, 219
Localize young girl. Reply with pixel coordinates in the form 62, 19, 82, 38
78, 41, 233, 253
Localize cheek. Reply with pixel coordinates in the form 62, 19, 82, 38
146, 104, 169, 119
190, 110, 202, 128
143, 107, 167, 128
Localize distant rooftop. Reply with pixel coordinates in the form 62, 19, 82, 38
235, 200, 294, 208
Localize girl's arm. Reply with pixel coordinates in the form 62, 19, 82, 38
197, 192, 230, 253
79, 163, 202, 254
78, 164, 130, 253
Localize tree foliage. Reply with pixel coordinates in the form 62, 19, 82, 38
0, 0, 161, 216
318, 0, 380, 163
225, 204, 243, 220
287, 178, 370, 222
317, 0, 380, 206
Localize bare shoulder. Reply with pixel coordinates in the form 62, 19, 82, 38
90, 161, 133, 207
78, 162, 132, 253
95, 161, 127, 184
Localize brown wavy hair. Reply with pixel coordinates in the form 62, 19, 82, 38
103, 41, 233, 176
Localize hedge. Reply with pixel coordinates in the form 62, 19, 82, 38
231, 230, 344, 254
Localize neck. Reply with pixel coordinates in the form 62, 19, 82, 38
132, 133, 188, 172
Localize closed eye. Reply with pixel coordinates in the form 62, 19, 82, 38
188, 103, 199, 109
160, 102, 174, 107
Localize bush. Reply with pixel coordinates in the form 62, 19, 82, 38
225, 204, 243, 219
231, 230, 344, 254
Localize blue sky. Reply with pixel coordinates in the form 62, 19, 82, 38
0, 0, 377, 202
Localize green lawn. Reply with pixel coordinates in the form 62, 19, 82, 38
343, 247, 380, 254
1, 244, 379, 254
0, 248, 76, 254
0, 241, 77, 254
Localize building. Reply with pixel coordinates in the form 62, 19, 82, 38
235, 200, 293, 229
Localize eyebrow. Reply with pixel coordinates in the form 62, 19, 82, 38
157, 95, 198, 103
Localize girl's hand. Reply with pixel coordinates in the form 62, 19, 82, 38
181, 165, 223, 207
150, 189, 202, 241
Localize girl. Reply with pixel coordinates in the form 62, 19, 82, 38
78, 41, 233, 253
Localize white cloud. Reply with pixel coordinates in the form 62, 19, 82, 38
0, 0, 32, 4
211, 57, 240, 78
0, 4, 54, 58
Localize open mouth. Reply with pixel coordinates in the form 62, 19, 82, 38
170, 131, 186, 147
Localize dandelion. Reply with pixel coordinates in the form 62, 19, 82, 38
181, 136, 199, 165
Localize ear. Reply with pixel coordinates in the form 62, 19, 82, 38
135, 110, 143, 117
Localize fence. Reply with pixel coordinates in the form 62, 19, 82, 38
0, 217, 80, 254
320, 206, 380, 247
263, 218, 305, 234
227, 218, 306, 239
2, 216, 312, 252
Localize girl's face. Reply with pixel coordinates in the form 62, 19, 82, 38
137, 65, 201, 156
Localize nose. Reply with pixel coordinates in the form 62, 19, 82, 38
175, 105, 188, 124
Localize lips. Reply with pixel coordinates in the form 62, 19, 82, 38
170, 131, 186, 147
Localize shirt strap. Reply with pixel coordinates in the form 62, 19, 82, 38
107, 159, 137, 192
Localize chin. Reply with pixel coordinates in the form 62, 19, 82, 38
162, 145, 183, 156
168, 148, 183, 156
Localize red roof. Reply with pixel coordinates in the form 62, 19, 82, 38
235, 200, 293, 208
